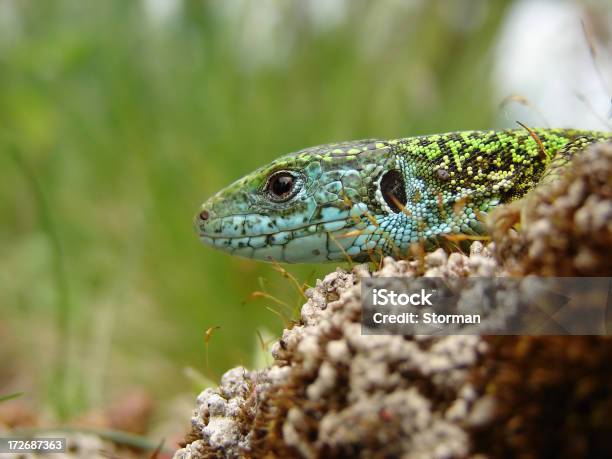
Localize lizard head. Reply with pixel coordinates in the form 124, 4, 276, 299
196, 130, 581, 263
195, 140, 397, 263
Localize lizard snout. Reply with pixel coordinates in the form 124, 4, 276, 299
194, 205, 217, 236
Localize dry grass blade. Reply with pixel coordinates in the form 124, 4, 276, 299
436, 192, 448, 221
270, 260, 307, 299
0, 392, 23, 403
453, 196, 469, 216
339, 190, 355, 209
264, 306, 292, 327
243, 291, 291, 310
389, 194, 413, 220
581, 18, 612, 96
148, 438, 166, 459
438, 236, 464, 254
365, 248, 379, 266
377, 249, 386, 271
575, 92, 612, 129
336, 229, 366, 239
409, 241, 427, 274
444, 234, 491, 242
204, 326, 221, 370
379, 231, 401, 260
247, 291, 298, 324
341, 190, 380, 229
255, 330, 269, 354
517, 121, 548, 161
327, 232, 354, 267
363, 211, 380, 228
500, 94, 550, 127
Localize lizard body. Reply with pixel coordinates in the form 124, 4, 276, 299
195, 129, 611, 263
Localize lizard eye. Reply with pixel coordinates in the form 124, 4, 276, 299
265, 171, 300, 202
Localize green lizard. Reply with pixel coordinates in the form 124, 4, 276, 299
195, 129, 611, 263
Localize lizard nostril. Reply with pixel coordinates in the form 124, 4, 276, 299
199, 210, 210, 221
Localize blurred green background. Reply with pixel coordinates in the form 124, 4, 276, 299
0, 0, 609, 424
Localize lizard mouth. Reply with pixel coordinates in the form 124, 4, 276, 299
196, 216, 351, 242
196, 215, 367, 263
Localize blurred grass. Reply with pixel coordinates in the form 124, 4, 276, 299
0, 0, 512, 419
